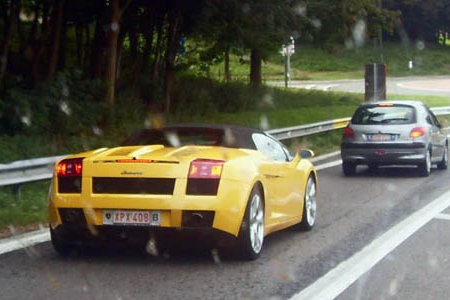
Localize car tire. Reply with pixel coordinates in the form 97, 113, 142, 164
238, 186, 264, 260
342, 161, 356, 176
418, 149, 432, 177
297, 175, 317, 231
367, 163, 378, 171
437, 143, 448, 170
50, 227, 72, 256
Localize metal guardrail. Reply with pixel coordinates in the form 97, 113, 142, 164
0, 156, 64, 187
267, 117, 351, 140
2, 106, 450, 188
430, 106, 450, 116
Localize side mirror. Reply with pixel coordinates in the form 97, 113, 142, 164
300, 149, 314, 159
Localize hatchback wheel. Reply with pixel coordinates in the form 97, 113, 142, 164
437, 143, 448, 170
342, 161, 356, 176
418, 150, 431, 177
367, 163, 379, 172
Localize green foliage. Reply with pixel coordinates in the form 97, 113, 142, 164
0, 181, 49, 228
202, 42, 450, 82
1, 70, 106, 136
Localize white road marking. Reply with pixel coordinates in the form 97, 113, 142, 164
312, 151, 341, 163
316, 160, 342, 171
397, 82, 450, 93
0, 228, 50, 255
435, 213, 450, 221
290, 188, 450, 300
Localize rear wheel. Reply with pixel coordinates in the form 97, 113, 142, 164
297, 175, 317, 231
238, 187, 264, 260
437, 143, 448, 170
418, 150, 432, 177
367, 163, 378, 172
50, 227, 72, 256
342, 161, 356, 176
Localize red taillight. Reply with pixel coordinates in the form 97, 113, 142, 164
410, 127, 426, 138
343, 126, 354, 138
57, 158, 83, 177
189, 159, 224, 179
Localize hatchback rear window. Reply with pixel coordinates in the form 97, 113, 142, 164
351, 105, 416, 125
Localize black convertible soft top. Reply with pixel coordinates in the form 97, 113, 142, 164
122, 123, 266, 150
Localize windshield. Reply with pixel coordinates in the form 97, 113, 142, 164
351, 105, 416, 125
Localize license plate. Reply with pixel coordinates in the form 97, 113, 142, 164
103, 210, 161, 226
367, 134, 396, 141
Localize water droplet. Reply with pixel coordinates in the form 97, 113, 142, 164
260, 115, 270, 130
389, 279, 398, 296
311, 18, 322, 29
111, 22, 119, 32
145, 238, 159, 256
416, 40, 425, 51
295, 3, 307, 17
166, 132, 180, 147
21, 115, 31, 127
352, 19, 367, 48
211, 248, 221, 264
60, 101, 71, 115
92, 126, 103, 136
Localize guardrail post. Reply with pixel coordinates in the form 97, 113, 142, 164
12, 184, 22, 201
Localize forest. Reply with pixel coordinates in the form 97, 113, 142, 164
0, 0, 449, 135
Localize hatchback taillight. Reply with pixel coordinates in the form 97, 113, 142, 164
343, 126, 355, 138
410, 127, 426, 138
57, 158, 84, 177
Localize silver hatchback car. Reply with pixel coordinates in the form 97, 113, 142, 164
341, 100, 448, 176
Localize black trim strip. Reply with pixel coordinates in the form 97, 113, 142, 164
341, 142, 425, 149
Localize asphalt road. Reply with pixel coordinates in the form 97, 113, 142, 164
1, 160, 449, 300
270, 76, 450, 97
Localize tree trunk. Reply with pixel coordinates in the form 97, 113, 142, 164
152, 18, 164, 84
58, 14, 67, 70
75, 23, 83, 66
90, 8, 107, 79
141, 9, 155, 73
83, 25, 90, 67
32, 0, 50, 84
0, 1, 19, 86
224, 48, 231, 82
46, 0, 65, 82
104, 0, 121, 106
249, 48, 262, 86
163, 12, 182, 114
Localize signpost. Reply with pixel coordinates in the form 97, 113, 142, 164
281, 37, 295, 88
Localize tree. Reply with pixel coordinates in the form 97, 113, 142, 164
385, 0, 449, 44
0, 0, 20, 86
46, 0, 65, 82
197, 0, 306, 86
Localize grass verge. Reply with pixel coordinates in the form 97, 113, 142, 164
0, 181, 50, 235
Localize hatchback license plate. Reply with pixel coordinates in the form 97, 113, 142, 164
103, 210, 161, 226
368, 134, 396, 141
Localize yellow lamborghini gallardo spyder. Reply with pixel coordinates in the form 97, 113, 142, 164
49, 124, 318, 260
